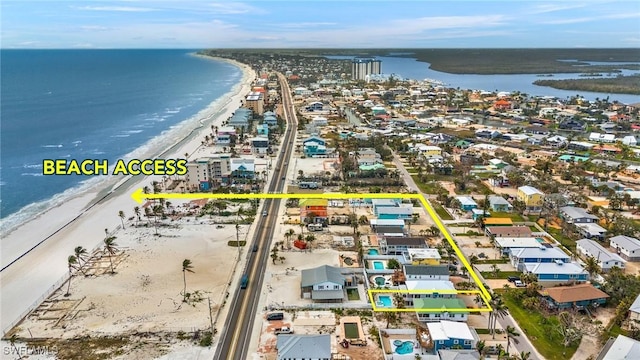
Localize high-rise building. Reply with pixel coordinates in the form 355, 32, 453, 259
351, 58, 382, 80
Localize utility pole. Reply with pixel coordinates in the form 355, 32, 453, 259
207, 297, 214, 333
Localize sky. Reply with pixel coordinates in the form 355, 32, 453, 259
2, 1, 639, 49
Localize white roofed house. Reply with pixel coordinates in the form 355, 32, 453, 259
276, 334, 331, 360
509, 246, 571, 271
576, 239, 625, 272
575, 222, 608, 240
622, 135, 637, 146
610, 235, 640, 262
522, 261, 589, 287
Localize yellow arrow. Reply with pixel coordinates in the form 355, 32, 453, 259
130, 188, 418, 203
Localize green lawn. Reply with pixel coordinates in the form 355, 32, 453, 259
546, 227, 576, 251
489, 212, 526, 222
411, 175, 446, 194
501, 290, 579, 360
346, 288, 360, 301
432, 202, 454, 220
475, 259, 509, 264
480, 271, 521, 279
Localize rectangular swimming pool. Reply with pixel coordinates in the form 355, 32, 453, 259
373, 261, 384, 270
379, 295, 392, 307
368, 249, 380, 255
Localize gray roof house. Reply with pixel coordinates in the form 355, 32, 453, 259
403, 265, 450, 280
489, 195, 513, 212
576, 239, 625, 272
559, 206, 599, 224
629, 294, 640, 322
610, 235, 640, 262
300, 265, 345, 302
277, 334, 331, 360
596, 335, 640, 360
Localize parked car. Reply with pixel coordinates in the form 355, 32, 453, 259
507, 276, 520, 283
349, 339, 367, 346
274, 326, 293, 335
266, 312, 284, 321
514, 280, 526, 287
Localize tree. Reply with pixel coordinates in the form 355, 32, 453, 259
284, 228, 296, 248
182, 259, 195, 302
65, 255, 79, 296
490, 295, 508, 339
584, 256, 601, 278
490, 264, 501, 278
270, 245, 279, 264
74, 246, 88, 274
475, 340, 487, 359
429, 225, 441, 237
103, 236, 118, 274
514, 351, 531, 360
134, 206, 141, 225
118, 210, 126, 229
393, 293, 405, 309
387, 258, 401, 269
505, 325, 520, 354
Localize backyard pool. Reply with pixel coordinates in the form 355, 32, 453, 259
378, 295, 392, 307
343, 322, 360, 339
374, 276, 386, 286
536, 237, 545, 243
368, 249, 380, 255
373, 261, 384, 270
393, 340, 415, 355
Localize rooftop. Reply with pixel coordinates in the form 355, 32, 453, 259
538, 283, 609, 304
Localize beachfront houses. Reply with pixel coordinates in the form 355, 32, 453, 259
216, 126, 236, 145
426, 321, 479, 353
495, 237, 544, 255
245, 91, 264, 116
276, 334, 331, 360
538, 283, 609, 311
302, 135, 328, 157
228, 107, 253, 130
559, 206, 599, 224
403, 265, 450, 281
522, 261, 589, 287
576, 239, 625, 272
380, 237, 427, 256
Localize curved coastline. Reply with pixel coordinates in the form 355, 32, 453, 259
0, 55, 256, 333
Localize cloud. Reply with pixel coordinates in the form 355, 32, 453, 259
207, 2, 263, 15
72, 6, 157, 12
542, 12, 640, 25
274, 22, 338, 29
528, 3, 588, 14
79, 26, 112, 32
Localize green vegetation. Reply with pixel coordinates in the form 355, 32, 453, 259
490, 212, 525, 222
344, 322, 360, 338
24, 336, 130, 360
546, 227, 576, 251
534, 74, 640, 95
481, 271, 521, 279
475, 259, 509, 264
346, 288, 360, 301
501, 290, 579, 360
431, 202, 454, 220
227, 241, 246, 247
411, 175, 445, 194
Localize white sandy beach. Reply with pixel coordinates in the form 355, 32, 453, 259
0, 57, 257, 335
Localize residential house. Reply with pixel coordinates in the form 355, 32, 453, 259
509, 246, 571, 271
300, 265, 345, 302
438, 350, 481, 360
485, 226, 533, 238
216, 126, 236, 144
455, 196, 478, 211
228, 107, 252, 130
230, 159, 255, 179
489, 195, 513, 212
372, 198, 401, 212
576, 239, 625, 272
538, 283, 609, 310
596, 335, 640, 360
522, 261, 589, 287
610, 235, 640, 261
517, 186, 544, 212
419, 145, 443, 158
299, 199, 328, 224
373, 225, 406, 237
414, 298, 469, 322
559, 206, 599, 224
629, 294, 640, 322
403, 248, 441, 265
380, 237, 427, 255
369, 219, 405, 232
426, 321, 479, 352
302, 135, 327, 157
305, 101, 324, 112
524, 125, 551, 135
575, 223, 608, 240
376, 206, 414, 220
403, 265, 450, 281
622, 135, 637, 146
589, 132, 616, 143
558, 119, 586, 131
250, 136, 269, 155
495, 237, 545, 255
276, 334, 331, 360
264, 114, 278, 126
256, 124, 269, 137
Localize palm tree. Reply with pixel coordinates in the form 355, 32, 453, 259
66, 255, 79, 296
103, 236, 118, 274
134, 206, 141, 225
490, 296, 508, 339
505, 325, 520, 354
74, 246, 88, 274
284, 228, 296, 248
475, 340, 486, 359
584, 256, 601, 278
429, 225, 440, 237
118, 210, 126, 229
514, 351, 531, 360
182, 259, 195, 302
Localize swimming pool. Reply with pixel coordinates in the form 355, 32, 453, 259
536, 238, 545, 243
394, 340, 414, 355
379, 295, 392, 307
374, 276, 386, 286
373, 261, 384, 270
368, 249, 380, 255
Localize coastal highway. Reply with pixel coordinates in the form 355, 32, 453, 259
214, 73, 297, 360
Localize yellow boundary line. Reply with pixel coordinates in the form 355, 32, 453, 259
132, 189, 493, 312
367, 289, 490, 312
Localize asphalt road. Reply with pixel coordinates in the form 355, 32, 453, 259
214, 73, 297, 360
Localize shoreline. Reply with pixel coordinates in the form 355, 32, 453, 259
0, 55, 256, 334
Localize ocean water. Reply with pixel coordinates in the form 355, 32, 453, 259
0, 49, 242, 232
